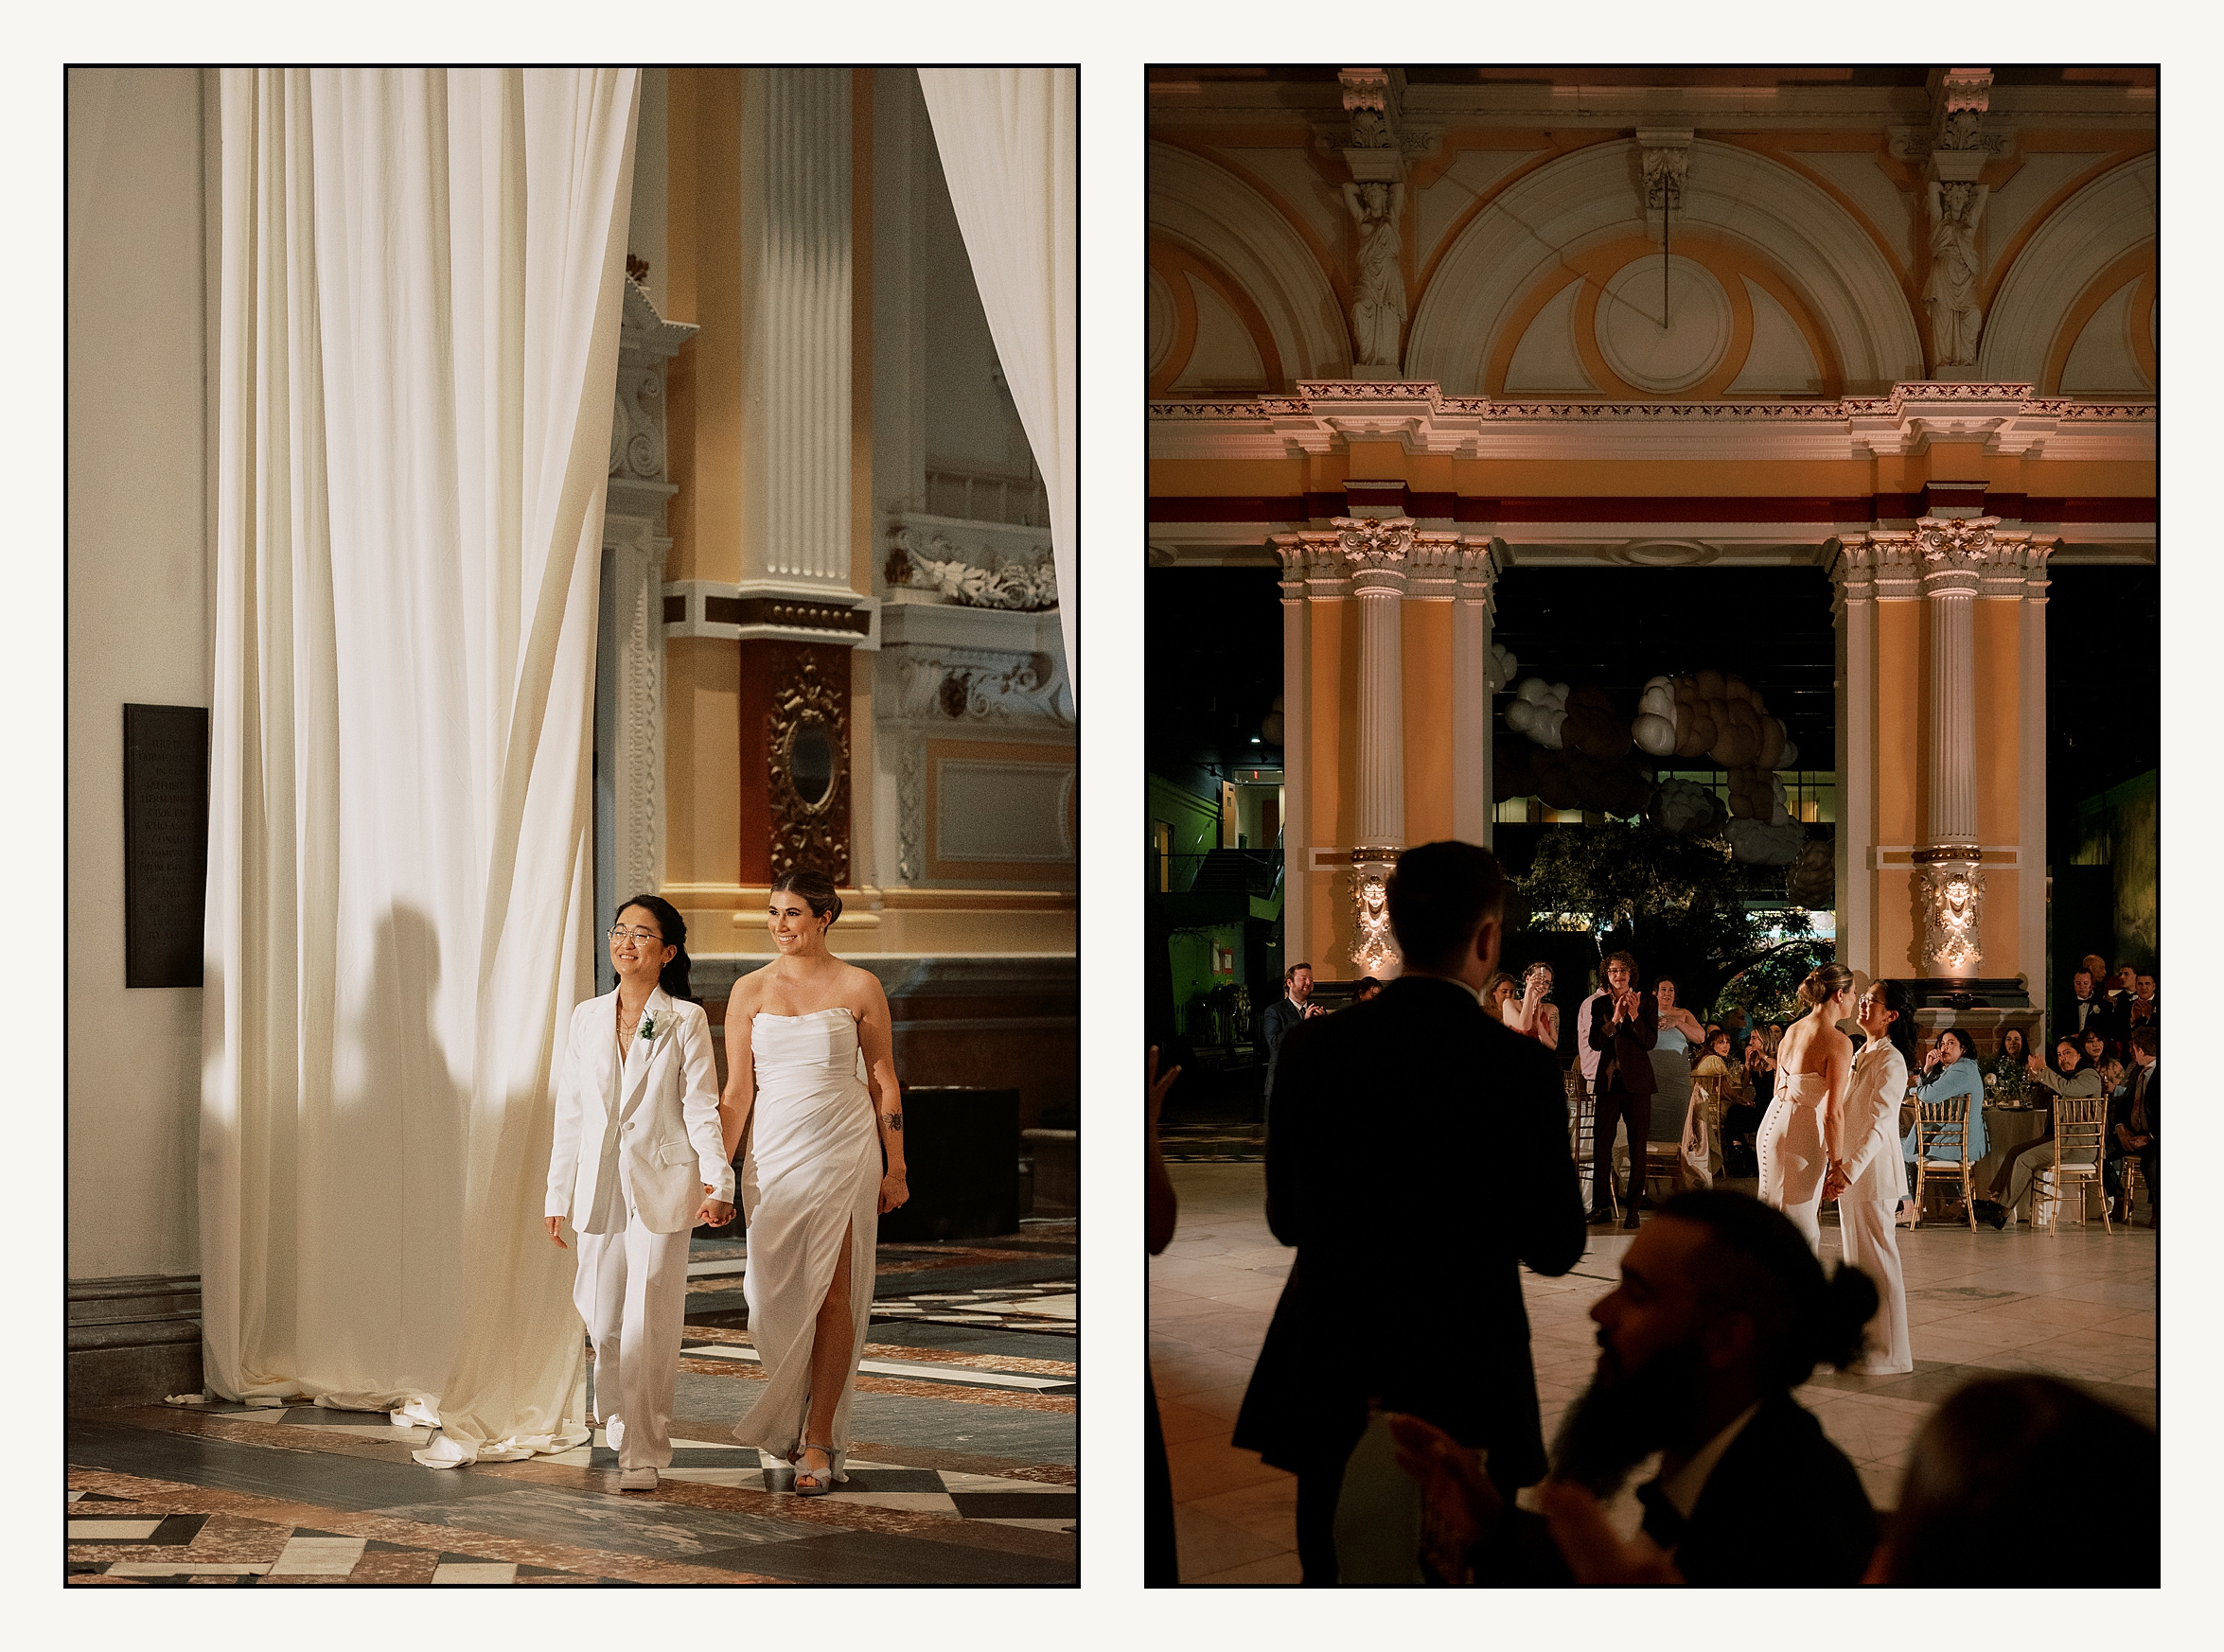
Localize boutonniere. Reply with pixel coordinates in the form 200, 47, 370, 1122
637, 1012, 658, 1046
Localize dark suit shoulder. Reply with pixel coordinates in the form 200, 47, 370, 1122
1680, 1393, 1876, 1585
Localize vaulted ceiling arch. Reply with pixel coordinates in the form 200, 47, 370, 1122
1146, 141, 1350, 386
1405, 138, 1925, 396
1979, 153, 2156, 391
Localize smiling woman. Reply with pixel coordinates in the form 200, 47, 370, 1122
542, 895, 731, 1491
718, 870, 909, 1496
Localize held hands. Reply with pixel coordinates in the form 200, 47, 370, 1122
696, 1183, 735, 1228
878, 1170, 909, 1214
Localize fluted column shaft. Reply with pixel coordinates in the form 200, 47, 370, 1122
1354, 573, 1406, 850
762, 67, 852, 589
1279, 559, 1311, 972
1924, 570, 1979, 847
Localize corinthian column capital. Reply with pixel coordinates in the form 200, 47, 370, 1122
1333, 515, 1416, 596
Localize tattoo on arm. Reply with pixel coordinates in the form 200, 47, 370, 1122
886, 1112, 903, 1133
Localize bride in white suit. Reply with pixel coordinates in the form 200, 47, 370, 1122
711, 870, 909, 1496
544, 895, 731, 1490
1824, 980, 1915, 1374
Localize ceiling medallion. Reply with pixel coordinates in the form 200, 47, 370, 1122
1607, 539, 1722, 568
1596, 255, 1732, 394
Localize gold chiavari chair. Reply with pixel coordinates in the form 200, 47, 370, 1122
1911, 1092, 1977, 1230
2032, 1096, 2110, 1237
1568, 1068, 1615, 1221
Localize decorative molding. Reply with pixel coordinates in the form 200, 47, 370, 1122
889, 644, 1071, 728
663, 580, 879, 650
606, 277, 694, 908
896, 737, 925, 884
1636, 127, 1691, 212
888, 521, 1058, 613
765, 648, 850, 886
1350, 855, 1401, 976
1917, 854, 1987, 976
1148, 378, 2153, 466
1978, 154, 2157, 387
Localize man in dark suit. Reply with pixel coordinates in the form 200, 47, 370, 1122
1583, 951, 1656, 1229
1232, 840, 1587, 1584
2105, 1028, 2159, 1226
1257, 961, 1320, 1097
1392, 1189, 1880, 1586
2065, 967, 2109, 1041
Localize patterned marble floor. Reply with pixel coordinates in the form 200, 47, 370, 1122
1151, 1162, 2156, 1585
70, 1236, 1077, 1587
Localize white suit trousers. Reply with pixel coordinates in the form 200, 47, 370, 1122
1836, 1196, 1913, 1374
574, 1216, 693, 1470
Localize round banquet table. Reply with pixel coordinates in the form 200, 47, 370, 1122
1974, 1102, 2053, 1218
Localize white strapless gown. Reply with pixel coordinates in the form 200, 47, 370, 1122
731, 1010, 881, 1479
1757, 1068, 1829, 1252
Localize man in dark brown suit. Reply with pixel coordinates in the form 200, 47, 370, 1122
1584, 951, 1657, 1229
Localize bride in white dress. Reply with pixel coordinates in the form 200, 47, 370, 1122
704, 870, 909, 1496
1756, 963, 1856, 1252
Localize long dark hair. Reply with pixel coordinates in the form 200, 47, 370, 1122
1877, 979, 1918, 1067
615, 893, 692, 1001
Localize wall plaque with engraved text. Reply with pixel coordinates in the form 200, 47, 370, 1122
123, 704, 210, 989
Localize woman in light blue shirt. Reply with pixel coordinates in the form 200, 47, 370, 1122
1899, 1027, 1986, 1221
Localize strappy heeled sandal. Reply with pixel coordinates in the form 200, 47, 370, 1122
794, 1443, 838, 1497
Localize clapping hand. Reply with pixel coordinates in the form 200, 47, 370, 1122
1386, 1413, 1499, 1583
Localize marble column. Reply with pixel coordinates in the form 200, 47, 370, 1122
762, 66, 854, 590
1337, 516, 1409, 975
1828, 536, 1880, 982
1450, 539, 1497, 847
1276, 539, 1313, 979
1915, 515, 1994, 976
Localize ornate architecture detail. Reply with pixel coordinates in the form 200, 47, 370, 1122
893, 738, 920, 893
888, 524, 1058, 612
1638, 129, 1691, 212
765, 648, 850, 885
605, 276, 696, 906
892, 646, 1070, 727
1350, 860, 1400, 976
1342, 181, 1405, 373
1918, 855, 1987, 975
896, 737, 924, 884
1924, 180, 1988, 369
612, 526, 667, 903
1333, 514, 1416, 583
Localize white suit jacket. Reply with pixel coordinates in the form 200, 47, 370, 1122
1838, 1038, 1910, 1205
544, 986, 732, 1235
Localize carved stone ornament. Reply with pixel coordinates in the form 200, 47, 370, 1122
1642, 146, 1687, 211
1918, 855, 1986, 975
888, 525, 1058, 613
1350, 865, 1401, 976
766, 648, 850, 886
896, 738, 924, 884
893, 646, 1070, 727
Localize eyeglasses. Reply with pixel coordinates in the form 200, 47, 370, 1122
608, 925, 665, 946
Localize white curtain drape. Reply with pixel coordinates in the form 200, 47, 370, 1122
916, 68, 1078, 695
203, 67, 639, 1465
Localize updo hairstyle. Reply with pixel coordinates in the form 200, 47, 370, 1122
769, 868, 844, 928
1797, 962, 1855, 1009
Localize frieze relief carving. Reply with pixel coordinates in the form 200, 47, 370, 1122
1916, 856, 1986, 975
886, 523, 1058, 613
896, 737, 924, 884
890, 646, 1070, 727
1350, 866, 1400, 975
766, 648, 850, 886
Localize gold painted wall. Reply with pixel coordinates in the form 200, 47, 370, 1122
1973, 600, 2021, 847
1401, 600, 1454, 846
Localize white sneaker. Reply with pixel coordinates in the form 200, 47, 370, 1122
619, 1466, 658, 1491
605, 1414, 625, 1453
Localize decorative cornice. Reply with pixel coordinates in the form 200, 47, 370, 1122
1149, 378, 2152, 464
